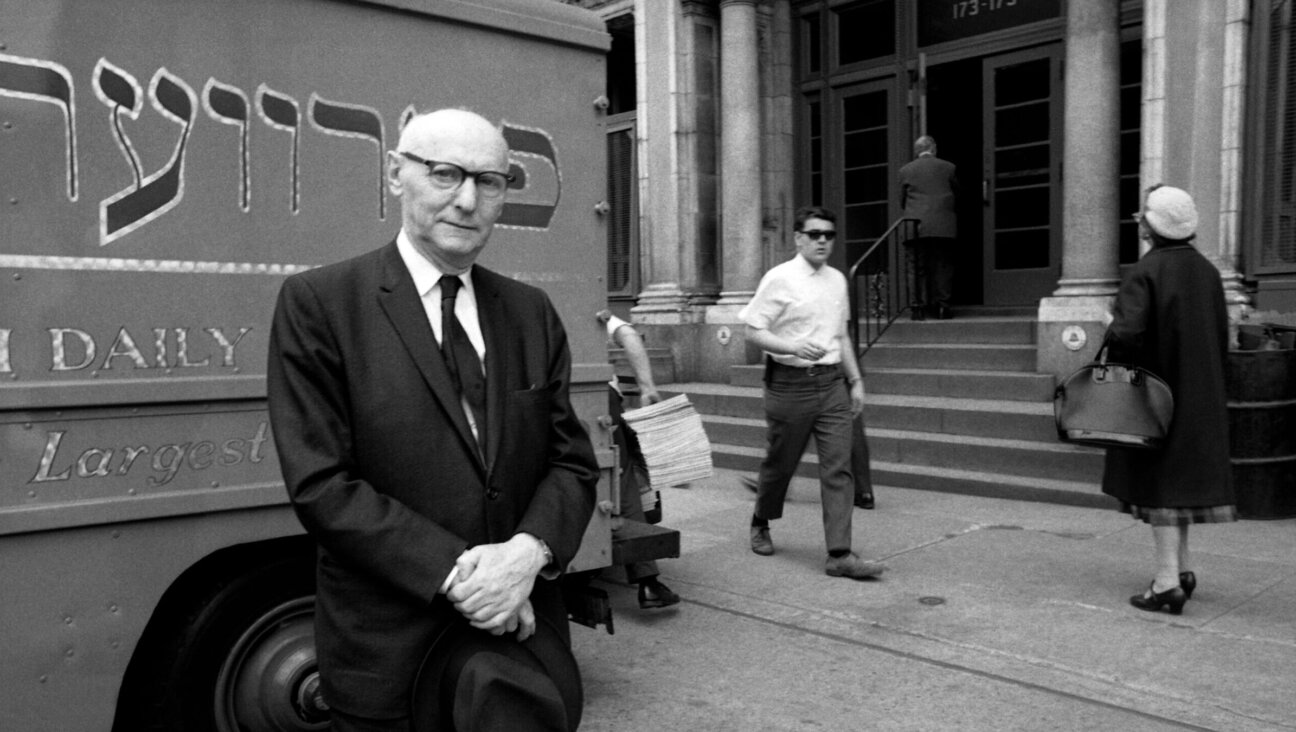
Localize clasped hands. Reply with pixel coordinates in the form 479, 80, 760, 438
445, 533, 547, 641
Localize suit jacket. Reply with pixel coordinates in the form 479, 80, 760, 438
266, 240, 599, 718
898, 154, 960, 239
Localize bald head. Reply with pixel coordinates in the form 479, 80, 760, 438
387, 108, 512, 273
398, 109, 509, 164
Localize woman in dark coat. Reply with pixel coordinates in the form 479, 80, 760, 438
1102, 185, 1236, 615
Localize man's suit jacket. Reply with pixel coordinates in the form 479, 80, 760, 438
267, 240, 599, 718
898, 154, 960, 239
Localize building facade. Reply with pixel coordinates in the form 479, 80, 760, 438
569, 0, 1296, 381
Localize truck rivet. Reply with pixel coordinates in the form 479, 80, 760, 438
9, 197, 18, 205
210, 481, 220, 488
63, 616, 73, 625
127, 488, 136, 496
12, 273, 20, 280
108, 604, 119, 613
28, 491, 36, 498
2, 121, 11, 129
39, 676, 48, 684
64, 649, 74, 658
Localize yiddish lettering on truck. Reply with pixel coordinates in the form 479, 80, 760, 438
0, 2, 639, 730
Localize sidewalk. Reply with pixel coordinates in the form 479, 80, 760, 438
572, 469, 1296, 731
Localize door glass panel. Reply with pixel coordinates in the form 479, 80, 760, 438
994, 187, 1050, 229
994, 60, 1050, 105
841, 88, 889, 264
1118, 38, 1144, 264
989, 56, 1052, 272
995, 231, 1051, 269
994, 104, 1049, 146
995, 144, 1050, 186
844, 128, 887, 167
836, 0, 895, 66
845, 166, 888, 200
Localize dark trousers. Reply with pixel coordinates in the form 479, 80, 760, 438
905, 236, 956, 310
608, 386, 660, 583
753, 363, 854, 552
853, 414, 873, 500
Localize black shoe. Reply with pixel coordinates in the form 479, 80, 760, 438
1129, 582, 1186, 615
638, 579, 680, 609
1180, 571, 1197, 600
854, 493, 875, 510
909, 307, 926, 321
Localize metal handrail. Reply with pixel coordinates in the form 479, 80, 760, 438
847, 217, 920, 353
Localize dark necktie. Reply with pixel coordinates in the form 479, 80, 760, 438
439, 275, 487, 457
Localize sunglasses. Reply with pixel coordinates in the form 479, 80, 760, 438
799, 229, 837, 241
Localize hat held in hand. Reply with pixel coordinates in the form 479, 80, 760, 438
411, 614, 581, 732
1142, 185, 1198, 240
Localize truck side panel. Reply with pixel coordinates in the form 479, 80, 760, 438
0, 1, 611, 728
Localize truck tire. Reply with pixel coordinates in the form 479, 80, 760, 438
119, 554, 327, 732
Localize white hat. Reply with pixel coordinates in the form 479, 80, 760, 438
1142, 186, 1198, 240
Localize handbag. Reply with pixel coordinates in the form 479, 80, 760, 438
1053, 344, 1174, 449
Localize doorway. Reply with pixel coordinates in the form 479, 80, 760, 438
925, 44, 1064, 306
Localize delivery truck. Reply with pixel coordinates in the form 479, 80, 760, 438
0, 1, 672, 729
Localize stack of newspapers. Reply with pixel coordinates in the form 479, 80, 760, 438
621, 393, 713, 488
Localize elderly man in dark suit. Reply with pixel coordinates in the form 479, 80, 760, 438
898, 135, 960, 320
267, 108, 598, 731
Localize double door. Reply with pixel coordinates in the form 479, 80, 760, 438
819, 45, 1063, 306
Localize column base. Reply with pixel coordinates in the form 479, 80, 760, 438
1036, 294, 1116, 379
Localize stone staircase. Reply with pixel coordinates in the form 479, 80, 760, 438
665, 307, 1112, 508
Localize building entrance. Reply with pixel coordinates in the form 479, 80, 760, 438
926, 44, 1063, 306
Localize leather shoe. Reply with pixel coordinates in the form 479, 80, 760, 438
741, 475, 759, 494
909, 307, 926, 321
825, 552, 886, 580
750, 526, 774, 556
854, 492, 875, 510
638, 579, 681, 609
1180, 571, 1197, 600
1129, 582, 1186, 615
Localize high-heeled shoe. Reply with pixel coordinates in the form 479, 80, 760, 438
1180, 571, 1197, 600
1129, 582, 1187, 615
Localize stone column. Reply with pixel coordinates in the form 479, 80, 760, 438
632, 0, 689, 317
714, 0, 763, 308
1036, 0, 1121, 377
1146, 0, 1251, 317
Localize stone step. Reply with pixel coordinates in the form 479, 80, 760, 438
873, 316, 1037, 345
729, 365, 1057, 401
700, 414, 1104, 484
669, 383, 1060, 443
862, 342, 1038, 372
712, 443, 1108, 509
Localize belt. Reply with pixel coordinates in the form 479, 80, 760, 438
768, 361, 841, 377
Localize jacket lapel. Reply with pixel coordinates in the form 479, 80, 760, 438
474, 267, 509, 476
374, 242, 484, 472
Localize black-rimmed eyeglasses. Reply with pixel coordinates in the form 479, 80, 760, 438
398, 151, 515, 199
799, 230, 837, 241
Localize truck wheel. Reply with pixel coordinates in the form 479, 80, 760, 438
125, 555, 327, 732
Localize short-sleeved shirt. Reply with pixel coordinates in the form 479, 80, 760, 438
739, 254, 848, 367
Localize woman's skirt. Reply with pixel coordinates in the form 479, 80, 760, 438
1119, 501, 1237, 527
